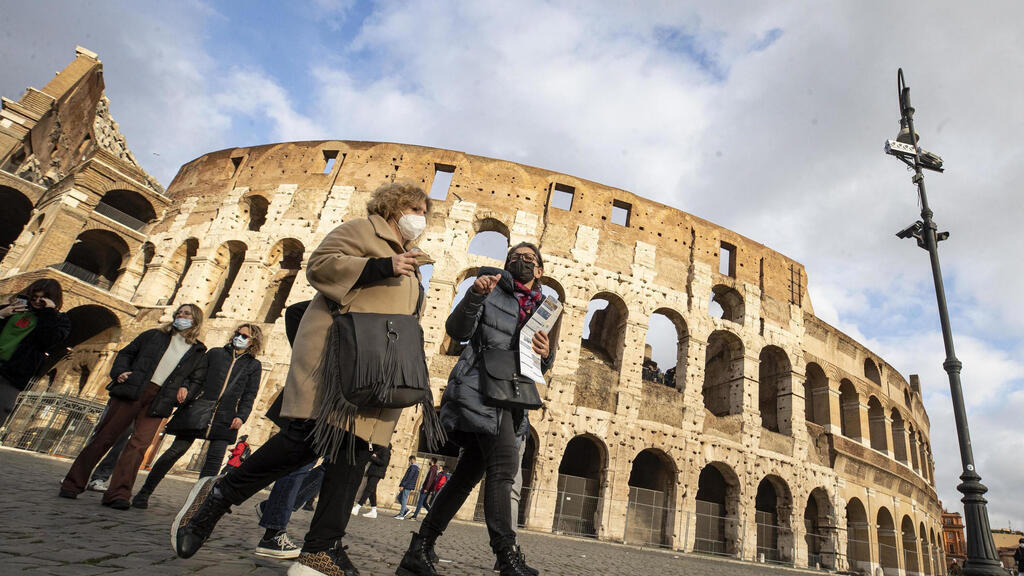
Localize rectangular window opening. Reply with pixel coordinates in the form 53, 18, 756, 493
611, 200, 631, 227
720, 242, 737, 277
550, 183, 574, 210
322, 150, 340, 174
429, 163, 456, 200
230, 156, 243, 177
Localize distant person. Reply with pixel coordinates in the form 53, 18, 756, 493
426, 464, 446, 508
394, 455, 420, 519
0, 279, 71, 424
407, 458, 439, 520
352, 443, 391, 518
1015, 538, 1024, 576
948, 559, 963, 576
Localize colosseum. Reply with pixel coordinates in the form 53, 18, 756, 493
0, 49, 945, 574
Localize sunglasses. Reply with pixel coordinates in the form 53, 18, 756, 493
508, 253, 538, 264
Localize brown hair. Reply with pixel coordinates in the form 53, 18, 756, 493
365, 180, 432, 222
20, 278, 64, 311
233, 323, 264, 357
161, 303, 204, 344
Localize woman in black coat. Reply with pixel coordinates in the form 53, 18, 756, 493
398, 242, 556, 576
131, 323, 264, 509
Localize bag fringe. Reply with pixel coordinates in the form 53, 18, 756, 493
310, 318, 359, 463
420, 392, 447, 451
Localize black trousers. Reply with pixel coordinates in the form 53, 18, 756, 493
217, 419, 371, 553
420, 409, 519, 553
358, 476, 381, 507
142, 436, 228, 493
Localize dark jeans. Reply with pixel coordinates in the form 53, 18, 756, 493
141, 436, 228, 494
410, 490, 433, 519
358, 476, 381, 507
259, 462, 325, 531
420, 409, 518, 553
217, 419, 371, 553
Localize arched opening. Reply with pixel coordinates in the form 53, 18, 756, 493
61, 229, 130, 289
554, 435, 605, 537
644, 308, 688, 389
758, 346, 791, 434
709, 284, 744, 324
0, 185, 33, 263
65, 305, 121, 349
845, 498, 871, 574
259, 238, 304, 323
576, 293, 628, 411
243, 195, 269, 231
166, 238, 199, 305
625, 449, 676, 547
864, 358, 882, 386
868, 397, 888, 453
929, 528, 939, 576
97, 189, 156, 230
838, 380, 862, 441
891, 409, 908, 464
908, 424, 921, 473
694, 462, 740, 556
467, 223, 510, 262
804, 488, 837, 569
804, 362, 830, 427
441, 270, 479, 356
877, 507, 900, 576
902, 516, 920, 576
703, 330, 744, 417
920, 522, 933, 576
755, 475, 793, 563
208, 240, 247, 317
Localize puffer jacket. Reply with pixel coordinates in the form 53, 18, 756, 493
439, 267, 556, 439
107, 328, 206, 418
366, 444, 391, 479
168, 345, 262, 443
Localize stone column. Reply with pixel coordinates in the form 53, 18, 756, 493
614, 320, 647, 418
882, 414, 896, 459
524, 447, 560, 532
826, 386, 843, 435
599, 448, 631, 542
219, 257, 270, 319
855, 401, 871, 446
171, 256, 225, 311
132, 262, 183, 306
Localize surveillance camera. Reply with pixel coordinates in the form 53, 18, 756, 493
896, 221, 923, 240
885, 140, 944, 172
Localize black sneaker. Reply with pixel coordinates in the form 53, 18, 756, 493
171, 475, 231, 559
287, 544, 359, 575
255, 531, 300, 559
102, 499, 131, 510
132, 491, 151, 509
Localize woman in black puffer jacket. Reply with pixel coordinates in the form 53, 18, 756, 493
132, 323, 264, 508
398, 243, 557, 576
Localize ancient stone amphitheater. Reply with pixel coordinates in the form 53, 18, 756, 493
0, 49, 946, 574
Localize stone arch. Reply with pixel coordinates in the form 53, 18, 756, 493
694, 461, 742, 556
877, 507, 900, 576
97, 188, 156, 229
867, 396, 888, 453
626, 448, 678, 547
208, 240, 247, 317
467, 217, 511, 261
539, 275, 566, 302
804, 487, 837, 569
241, 193, 270, 231
646, 307, 688, 390
928, 527, 940, 576
839, 379, 862, 440
845, 497, 871, 574
703, 330, 744, 417
440, 267, 481, 356
758, 345, 792, 434
908, 423, 921, 473
919, 521, 933, 576
59, 305, 122, 396
710, 284, 744, 325
901, 515, 920, 576
0, 185, 33, 264
804, 362, 830, 427
891, 408, 909, 463
755, 474, 794, 563
259, 238, 305, 323
65, 305, 121, 349
580, 291, 628, 370
864, 358, 882, 386
166, 238, 199, 305
554, 434, 608, 537
62, 229, 131, 289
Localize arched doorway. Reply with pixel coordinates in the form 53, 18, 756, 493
804, 362, 830, 427
891, 408, 908, 463
553, 435, 605, 537
755, 475, 793, 563
61, 229, 130, 289
694, 462, 740, 556
709, 284, 744, 324
643, 309, 688, 389
575, 293, 628, 411
207, 240, 246, 317
625, 449, 676, 547
259, 238, 304, 323
845, 498, 871, 574
839, 380, 862, 440
467, 219, 510, 261
804, 488, 837, 569
0, 185, 33, 264
703, 330, 744, 417
97, 189, 156, 230
868, 396, 888, 452
902, 515, 920, 576
920, 522, 933, 576
758, 346, 791, 434
877, 507, 900, 576
165, 238, 198, 305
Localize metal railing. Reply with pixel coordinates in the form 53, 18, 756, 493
48, 261, 113, 290
94, 201, 148, 231
0, 391, 105, 456
693, 501, 745, 559
623, 486, 676, 548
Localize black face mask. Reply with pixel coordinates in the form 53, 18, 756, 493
506, 259, 536, 284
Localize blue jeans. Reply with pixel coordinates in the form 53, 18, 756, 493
410, 490, 433, 519
259, 462, 325, 531
397, 488, 411, 515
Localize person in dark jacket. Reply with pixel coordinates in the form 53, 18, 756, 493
60, 304, 207, 509
398, 242, 556, 576
394, 455, 420, 519
0, 279, 71, 425
131, 323, 264, 509
1014, 538, 1024, 576
407, 458, 438, 520
353, 443, 391, 518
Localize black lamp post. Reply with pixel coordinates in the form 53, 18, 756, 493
884, 69, 1003, 576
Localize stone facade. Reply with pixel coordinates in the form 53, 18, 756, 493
0, 49, 946, 574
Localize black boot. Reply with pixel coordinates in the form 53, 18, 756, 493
496, 544, 538, 576
131, 488, 151, 509
492, 546, 538, 575
396, 532, 439, 576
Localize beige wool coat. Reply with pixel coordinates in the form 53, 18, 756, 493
280, 214, 433, 445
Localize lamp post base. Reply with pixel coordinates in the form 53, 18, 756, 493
958, 470, 1007, 576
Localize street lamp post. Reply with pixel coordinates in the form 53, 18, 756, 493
884, 68, 1003, 576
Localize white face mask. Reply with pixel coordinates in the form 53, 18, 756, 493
172, 317, 193, 331
397, 214, 427, 242
232, 335, 250, 350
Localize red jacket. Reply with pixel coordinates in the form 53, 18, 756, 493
433, 472, 448, 493
226, 441, 250, 467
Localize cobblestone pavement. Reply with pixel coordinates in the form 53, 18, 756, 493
1, 448, 820, 575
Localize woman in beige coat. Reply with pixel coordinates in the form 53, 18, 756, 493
173, 181, 435, 576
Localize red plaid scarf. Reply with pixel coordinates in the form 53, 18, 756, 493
514, 281, 543, 327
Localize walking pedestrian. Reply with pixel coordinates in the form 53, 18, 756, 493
131, 323, 264, 509
171, 180, 442, 576
394, 455, 420, 519
85, 417, 132, 492
1014, 538, 1024, 576
397, 242, 557, 576
407, 458, 438, 520
352, 443, 390, 518
0, 279, 71, 425
427, 466, 447, 508
59, 304, 207, 510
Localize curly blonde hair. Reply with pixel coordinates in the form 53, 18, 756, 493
365, 180, 432, 221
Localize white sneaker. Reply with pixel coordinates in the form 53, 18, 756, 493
87, 479, 108, 492
361, 507, 377, 518
394, 511, 408, 519
351, 504, 361, 516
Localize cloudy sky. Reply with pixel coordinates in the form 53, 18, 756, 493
3, 1, 1023, 528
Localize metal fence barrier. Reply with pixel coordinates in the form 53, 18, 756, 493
0, 391, 105, 457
